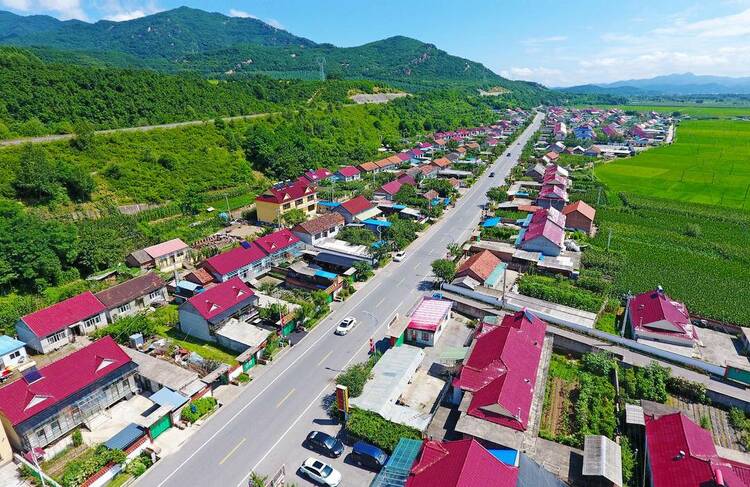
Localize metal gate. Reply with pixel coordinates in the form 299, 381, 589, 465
149, 414, 171, 439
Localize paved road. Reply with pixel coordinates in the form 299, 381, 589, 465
0, 112, 275, 147
139, 112, 544, 487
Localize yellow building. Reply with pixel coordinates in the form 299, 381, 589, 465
255, 180, 318, 224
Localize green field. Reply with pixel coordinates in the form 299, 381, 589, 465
614, 105, 750, 118
596, 120, 750, 208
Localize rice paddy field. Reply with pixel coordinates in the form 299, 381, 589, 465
613, 104, 750, 118
597, 120, 750, 208
590, 118, 750, 325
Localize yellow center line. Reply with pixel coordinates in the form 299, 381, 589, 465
276, 388, 295, 408
219, 437, 246, 465
317, 350, 333, 366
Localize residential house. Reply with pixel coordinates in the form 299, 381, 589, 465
0, 337, 138, 453
292, 212, 346, 246
562, 200, 596, 235
284, 262, 343, 296
334, 165, 361, 182
333, 196, 382, 223
549, 141, 567, 153
536, 184, 569, 211
431, 157, 452, 170
255, 180, 317, 224
454, 250, 502, 288
518, 208, 565, 256
584, 145, 602, 157
201, 241, 269, 283
542, 151, 560, 164
405, 439, 518, 487
405, 298, 453, 347
253, 229, 304, 266
553, 122, 568, 140
16, 292, 107, 354
573, 126, 596, 140
465, 141, 480, 151
452, 311, 548, 451
374, 179, 406, 201
645, 412, 750, 487
357, 161, 381, 174
525, 163, 546, 182
446, 152, 460, 163
432, 138, 447, 150
626, 287, 700, 347
543, 170, 568, 188
184, 268, 215, 287
420, 164, 439, 180
567, 145, 585, 155
126, 238, 190, 272
95, 273, 167, 323
0, 336, 26, 369
178, 277, 258, 342
300, 168, 333, 186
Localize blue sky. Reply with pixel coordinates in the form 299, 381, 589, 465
2, 0, 750, 86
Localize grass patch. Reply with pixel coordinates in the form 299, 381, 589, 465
595, 312, 618, 335
154, 323, 238, 365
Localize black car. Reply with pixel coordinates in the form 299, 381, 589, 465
304, 431, 344, 458
489, 172, 495, 177
350, 441, 388, 471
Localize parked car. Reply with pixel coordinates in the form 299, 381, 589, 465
299, 457, 342, 486
304, 431, 345, 457
335, 317, 357, 336
506, 153, 512, 157
489, 172, 495, 177
350, 441, 388, 471
393, 251, 406, 262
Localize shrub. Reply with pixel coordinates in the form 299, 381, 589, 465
346, 408, 421, 453
621, 436, 635, 485
581, 351, 617, 377
236, 373, 251, 384
335, 352, 380, 398
60, 445, 126, 487
700, 415, 712, 430
181, 396, 218, 423
666, 376, 709, 404
622, 362, 670, 403
72, 429, 83, 447
127, 459, 147, 477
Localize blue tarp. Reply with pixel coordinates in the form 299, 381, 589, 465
104, 423, 145, 451
391, 204, 406, 210
371, 240, 387, 249
363, 219, 392, 227
150, 387, 189, 411
314, 270, 338, 280
489, 448, 518, 466
318, 201, 340, 207
482, 217, 501, 228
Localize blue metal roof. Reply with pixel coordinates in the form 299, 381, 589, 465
150, 387, 189, 411
176, 280, 201, 292
0, 335, 25, 356
104, 423, 145, 451
489, 447, 518, 466
363, 219, 392, 227
484, 263, 507, 288
482, 217, 501, 228
371, 240, 387, 249
318, 201, 341, 207
514, 228, 526, 246
315, 270, 338, 280
391, 204, 406, 210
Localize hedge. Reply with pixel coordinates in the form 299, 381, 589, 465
518, 275, 604, 313
181, 396, 217, 423
346, 408, 421, 453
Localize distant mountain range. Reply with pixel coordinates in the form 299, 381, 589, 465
0, 6, 548, 98
559, 73, 750, 95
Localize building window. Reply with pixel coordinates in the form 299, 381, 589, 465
117, 303, 131, 313
148, 290, 162, 300
50, 420, 61, 436
84, 315, 101, 328
36, 429, 47, 444
421, 332, 430, 341
283, 203, 291, 210
9, 351, 20, 359
48, 330, 67, 344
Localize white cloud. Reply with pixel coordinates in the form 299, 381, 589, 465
228, 9, 255, 18
500, 66, 564, 85
521, 35, 567, 45
1, 0, 87, 19
0, 0, 32, 11
100, 0, 160, 22
266, 18, 283, 29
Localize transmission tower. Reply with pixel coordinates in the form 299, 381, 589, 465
316, 57, 326, 80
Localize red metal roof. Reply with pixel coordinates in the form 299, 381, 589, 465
397, 174, 417, 186
185, 277, 255, 321
522, 210, 565, 249
21, 292, 105, 338
406, 439, 518, 487
339, 196, 374, 216
378, 179, 404, 196
303, 168, 332, 183
538, 184, 568, 200
256, 180, 315, 204
629, 289, 698, 341
645, 412, 750, 487
563, 200, 596, 221
336, 165, 361, 177
253, 229, 301, 255
202, 243, 267, 276
396, 152, 412, 162
0, 337, 131, 425
453, 310, 546, 431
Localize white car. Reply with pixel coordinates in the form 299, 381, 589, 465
335, 317, 357, 335
393, 251, 406, 262
299, 457, 342, 486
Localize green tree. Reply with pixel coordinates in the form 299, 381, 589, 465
431, 259, 456, 283
283, 208, 306, 227
353, 261, 373, 281
70, 120, 95, 151
13, 144, 60, 201
486, 186, 508, 203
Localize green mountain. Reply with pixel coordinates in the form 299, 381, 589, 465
0, 6, 548, 96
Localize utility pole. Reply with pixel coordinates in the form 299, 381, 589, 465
607, 227, 613, 251
225, 194, 231, 221
596, 186, 602, 206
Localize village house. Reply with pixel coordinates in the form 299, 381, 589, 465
126, 238, 190, 272
333, 165, 361, 182
453, 250, 503, 290
253, 229, 304, 267
255, 180, 318, 224
525, 163, 546, 182
405, 297, 453, 347
626, 287, 701, 347
16, 292, 108, 354
299, 168, 333, 186
292, 212, 346, 246
284, 262, 343, 297
183, 268, 215, 287
573, 126, 596, 140
518, 207, 566, 256
562, 200, 596, 235
333, 196, 382, 223
357, 161, 381, 174
201, 241, 269, 283
95, 272, 167, 323
0, 336, 27, 369
0, 337, 138, 454
542, 151, 560, 164
178, 277, 259, 342
536, 184, 569, 211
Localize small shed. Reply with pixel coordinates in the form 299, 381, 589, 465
582, 435, 623, 487
150, 387, 190, 423
104, 423, 147, 451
